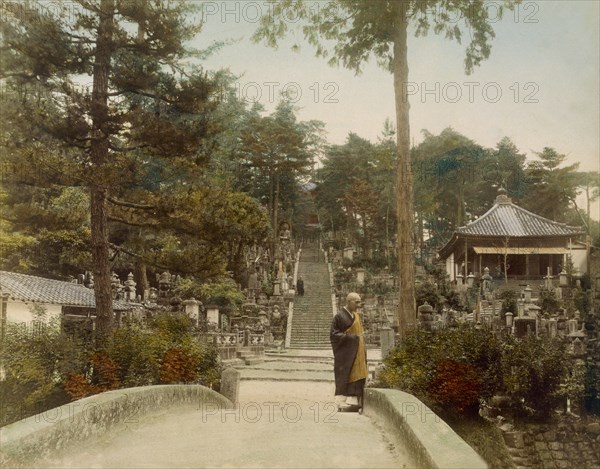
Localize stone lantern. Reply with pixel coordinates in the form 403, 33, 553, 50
182, 298, 201, 325
466, 272, 475, 288
559, 270, 568, 287
418, 302, 434, 331
524, 285, 532, 303
110, 272, 123, 300
505, 311, 514, 329
123, 272, 137, 302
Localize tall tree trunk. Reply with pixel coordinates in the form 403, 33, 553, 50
90, 0, 115, 345
135, 260, 149, 300
393, 11, 416, 338
456, 182, 464, 227
274, 172, 280, 233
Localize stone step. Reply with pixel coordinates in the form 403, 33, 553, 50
244, 358, 264, 366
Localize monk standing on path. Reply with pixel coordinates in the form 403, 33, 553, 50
330, 292, 368, 412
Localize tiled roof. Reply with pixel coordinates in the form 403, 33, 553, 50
0, 271, 133, 310
456, 195, 584, 238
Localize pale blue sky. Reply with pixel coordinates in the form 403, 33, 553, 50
194, 0, 599, 216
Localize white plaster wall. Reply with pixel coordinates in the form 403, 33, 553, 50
6, 301, 62, 323
570, 248, 588, 274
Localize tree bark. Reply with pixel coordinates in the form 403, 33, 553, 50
90, 0, 115, 345
135, 260, 149, 300
393, 10, 416, 338
274, 171, 280, 233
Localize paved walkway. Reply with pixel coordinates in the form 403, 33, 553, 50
37, 356, 416, 469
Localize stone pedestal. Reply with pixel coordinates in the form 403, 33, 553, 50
220, 367, 240, 404
182, 298, 201, 325
380, 325, 395, 359
343, 247, 354, 260
356, 268, 366, 286
206, 306, 219, 327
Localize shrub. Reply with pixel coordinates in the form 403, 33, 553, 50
538, 286, 561, 314
1, 310, 223, 426
416, 281, 443, 311
377, 325, 503, 416
500, 335, 569, 420
428, 360, 482, 413
160, 348, 198, 383
1, 315, 87, 424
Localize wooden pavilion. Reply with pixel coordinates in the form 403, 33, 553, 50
438, 189, 587, 282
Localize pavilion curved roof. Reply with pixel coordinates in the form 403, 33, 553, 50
456, 195, 584, 238
438, 191, 585, 259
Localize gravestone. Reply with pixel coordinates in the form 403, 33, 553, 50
514, 317, 537, 338
380, 325, 395, 358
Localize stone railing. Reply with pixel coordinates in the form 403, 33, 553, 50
0, 385, 233, 467
364, 388, 487, 469
248, 333, 264, 345
207, 331, 244, 347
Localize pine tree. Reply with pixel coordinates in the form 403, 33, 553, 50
1, 0, 220, 343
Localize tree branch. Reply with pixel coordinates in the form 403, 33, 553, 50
107, 197, 155, 210
109, 142, 150, 152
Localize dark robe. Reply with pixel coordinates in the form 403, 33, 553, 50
296, 278, 304, 296
330, 308, 366, 396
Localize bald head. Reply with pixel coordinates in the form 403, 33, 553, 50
345, 292, 362, 312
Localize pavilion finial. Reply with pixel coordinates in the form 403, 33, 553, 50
495, 187, 512, 204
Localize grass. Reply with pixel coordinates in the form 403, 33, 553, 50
444, 414, 516, 469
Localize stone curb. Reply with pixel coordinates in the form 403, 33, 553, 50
364, 388, 488, 469
0, 384, 233, 467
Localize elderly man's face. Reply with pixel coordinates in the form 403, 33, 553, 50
346, 296, 362, 312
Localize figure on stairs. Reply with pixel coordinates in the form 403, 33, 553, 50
296, 276, 305, 296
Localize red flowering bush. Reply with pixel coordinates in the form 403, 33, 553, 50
376, 325, 503, 416
64, 352, 120, 400
159, 347, 198, 384
428, 360, 481, 413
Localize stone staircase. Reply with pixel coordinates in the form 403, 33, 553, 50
288, 243, 334, 349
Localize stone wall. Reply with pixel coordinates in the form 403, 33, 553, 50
501, 419, 600, 469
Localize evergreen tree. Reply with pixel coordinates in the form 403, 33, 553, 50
1, 0, 221, 342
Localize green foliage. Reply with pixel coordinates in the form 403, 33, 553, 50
253, 1, 520, 75
108, 313, 222, 390
500, 336, 569, 420
174, 276, 245, 313
378, 326, 503, 416
0, 316, 87, 425
1, 311, 222, 426
499, 289, 518, 323
499, 290, 518, 314
334, 269, 353, 288
447, 416, 517, 469
416, 281, 443, 311
538, 287, 561, 315
0, 0, 227, 337
520, 148, 581, 222
378, 325, 577, 421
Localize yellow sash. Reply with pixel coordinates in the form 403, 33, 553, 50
345, 312, 368, 383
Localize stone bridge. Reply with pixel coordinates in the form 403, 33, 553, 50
1, 358, 486, 469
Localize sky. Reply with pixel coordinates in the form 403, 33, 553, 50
194, 0, 599, 217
